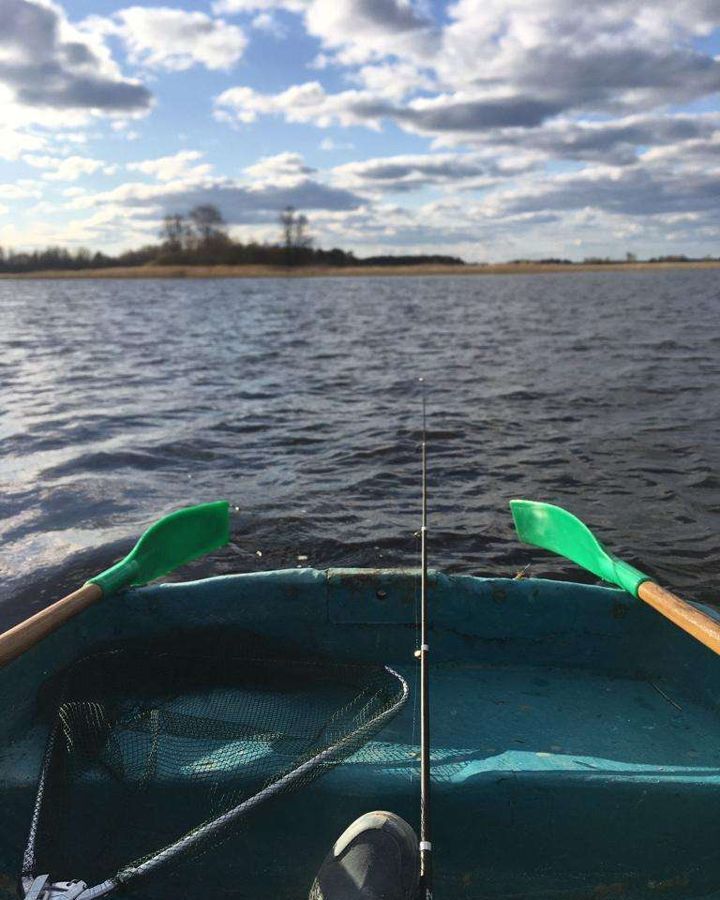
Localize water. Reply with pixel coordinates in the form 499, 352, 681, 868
1, 271, 719, 626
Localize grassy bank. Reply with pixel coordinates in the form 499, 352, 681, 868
2, 260, 720, 279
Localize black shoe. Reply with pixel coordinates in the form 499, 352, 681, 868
308, 811, 419, 900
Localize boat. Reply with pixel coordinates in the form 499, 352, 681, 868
2, 564, 720, 900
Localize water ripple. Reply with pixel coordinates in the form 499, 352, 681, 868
1, 271, 719, 623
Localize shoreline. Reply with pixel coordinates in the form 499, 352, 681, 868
2, 260, 720, 280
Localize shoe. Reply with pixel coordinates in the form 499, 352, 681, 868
308, 810, 419, 900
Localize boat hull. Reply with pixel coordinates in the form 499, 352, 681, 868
1, 568, 720, 899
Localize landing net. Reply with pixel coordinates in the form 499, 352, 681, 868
22, 632, 408, 899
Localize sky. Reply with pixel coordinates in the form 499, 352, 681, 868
0, 0, 719, 261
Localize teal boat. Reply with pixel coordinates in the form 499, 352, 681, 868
2, 564, 720, 899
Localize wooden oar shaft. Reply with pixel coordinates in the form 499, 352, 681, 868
638, 581, 720, 656
0, 582, 103, 668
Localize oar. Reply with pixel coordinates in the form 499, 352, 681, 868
0, 500, 230, 668
510, 499, 720, 656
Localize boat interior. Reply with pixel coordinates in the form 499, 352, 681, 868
1, 568, 720, 899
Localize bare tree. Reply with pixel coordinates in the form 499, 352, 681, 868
279, 206, 312, 264
189, 204, 227, 247
160, 214, 186, 252
280, 206, 296, 253
294, 213, 312, 249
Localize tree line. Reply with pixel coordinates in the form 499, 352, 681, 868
0, 204, 465, 273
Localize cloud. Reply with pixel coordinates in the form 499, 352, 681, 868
4, 1, 720, 260
213, 0, 438, 64
214, 81, 398, 129
0, 0, 151, 111
68, 171, 364, 225
0, 124, 46, 161
320, 137, 355, 151
215, 78, 720, 148
493, 42, 720, 114
304, 0, 439, 65
214, 81, 566, 133
213, 0, 720, 148
158, 180, 362, 223
400, 93, 566, 132
127, 149, 213, 180
475, 113, 720, 165
243, 151, 316, 180
332, 152, 530, 192
351, 61, 435, 100
641, 132, 720, 173
438, 0, 720, 109
89, 6, 248, 72
212, 0, 307, 12
483, 161, 720, 222
22, 153, 110, 181
0, 181, 42, 200
0, 201, 161, 251
250, 12, 287, 36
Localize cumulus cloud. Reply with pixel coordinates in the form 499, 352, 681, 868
103, 6, 247, 71
642, 131, 720, 170
22, 153, 111, 181
215, 80, 720, 149
320, 137, 355, 151
250, 12, 287, 36
0, 125, 46, 161
213, 0, 720, 101
214, 81, 567, 133
216, 83, 353, 126
212, 0, 307, 12
481, 160, 720, 222
214, 0, 720, 146
5, 0, 720, 259
0, 0, 151, 111
0, 181, 42, 200
0, 201, 160, 252
243, 151, 316, 180
438, 0, 720, 108
351, 61, 436, 100
158, 180, 362, 222
127, 149, 213, 180
304, 0, 439, 65
331, 152, 533, 192
67, 170, 363, 225
473, 113, 720, 165
213, 0, 437, 64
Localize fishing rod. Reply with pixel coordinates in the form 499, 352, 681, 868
417, 377, 432, 899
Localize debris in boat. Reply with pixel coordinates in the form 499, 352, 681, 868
651, 681, 682, 711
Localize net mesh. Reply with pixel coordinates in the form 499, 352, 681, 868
23, 630, 408, 897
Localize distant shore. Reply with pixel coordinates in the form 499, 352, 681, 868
3, 260, 720, 279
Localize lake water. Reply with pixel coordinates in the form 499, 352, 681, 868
1, 270, 719, 625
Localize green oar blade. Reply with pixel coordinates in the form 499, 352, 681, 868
509, 499, 648, 596
90, 500, 231, 596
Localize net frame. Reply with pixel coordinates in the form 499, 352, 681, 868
22, 639, 409, 900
